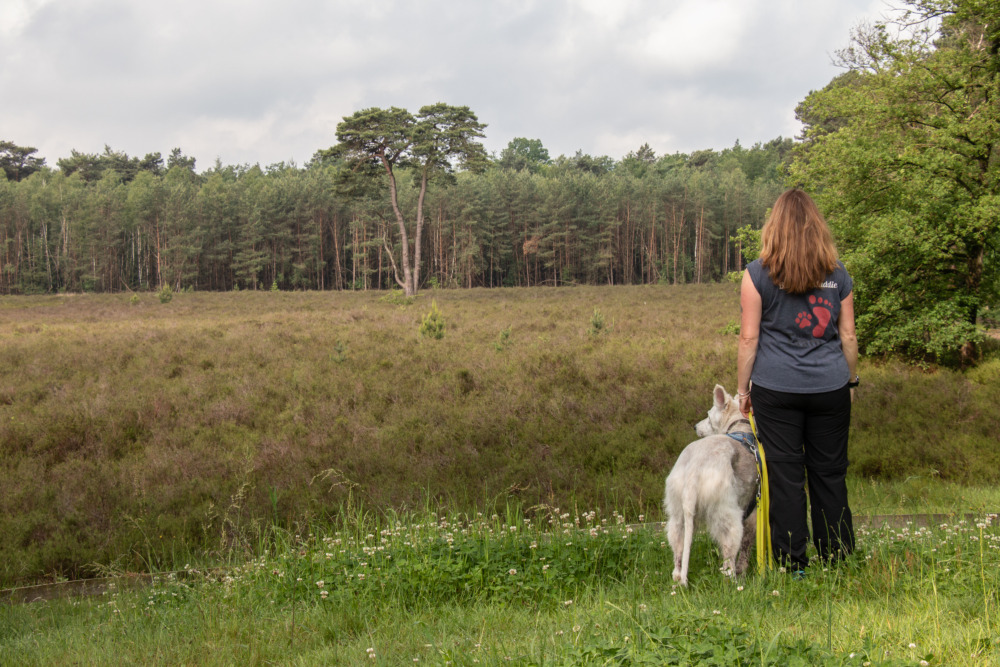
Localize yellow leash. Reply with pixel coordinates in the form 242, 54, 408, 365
749, 410, 773, 572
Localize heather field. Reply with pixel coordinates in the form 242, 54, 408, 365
1, 285, 999, 593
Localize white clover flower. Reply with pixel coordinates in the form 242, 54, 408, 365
509, 568, 517, 575
909, 643, 916, 649
771, 590, 780, 597
737, 585, 744, 591
563, 599, 573, 606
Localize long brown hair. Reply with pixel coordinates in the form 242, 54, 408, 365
758, 189, 838, 294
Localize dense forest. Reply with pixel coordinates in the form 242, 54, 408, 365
0, 138, 789, 295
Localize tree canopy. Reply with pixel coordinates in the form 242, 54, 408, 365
791, 0, 1000, 365
0, 141, 46, 182
327, 104, 488, 296
0, 132, 788, 296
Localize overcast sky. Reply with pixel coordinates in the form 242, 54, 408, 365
1, 0, 894, 170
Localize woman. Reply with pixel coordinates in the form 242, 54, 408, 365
737, 188, 859, 572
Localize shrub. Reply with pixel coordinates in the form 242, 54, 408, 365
494, 326, 512, 351
588, 308, 606, 337
420, 300, 445, 339
379, 289, 414, 306
157, 285, 174, 303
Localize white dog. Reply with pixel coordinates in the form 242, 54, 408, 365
663, 385, 759, 586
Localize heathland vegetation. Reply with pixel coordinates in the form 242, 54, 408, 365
2, 285, 1000, 664
1, 286, 999, 591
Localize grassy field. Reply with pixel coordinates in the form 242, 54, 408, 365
3, 505, 1000, 665
1, 285, 999, 591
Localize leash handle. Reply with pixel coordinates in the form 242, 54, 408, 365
749, 410, 774, 573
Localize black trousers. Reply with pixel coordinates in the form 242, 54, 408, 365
751, 384, 855, 569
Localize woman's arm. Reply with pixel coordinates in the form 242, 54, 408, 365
839, 292, 858, 398
737, 269, 762, 417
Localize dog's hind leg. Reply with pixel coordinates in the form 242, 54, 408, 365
709, 507, 744, 578
735, 511, 756, 576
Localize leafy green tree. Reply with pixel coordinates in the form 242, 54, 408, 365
619, 143, 657, 178
0, 141, 46, 182
790, 0, 1000, 364
57, 146, 164, 183
167, 148, 196, 172
125, 170, 166, 289
329, 104, 487, 296
497, 137, 551, 173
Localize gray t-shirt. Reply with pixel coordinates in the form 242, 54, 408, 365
747, 259, 853, 394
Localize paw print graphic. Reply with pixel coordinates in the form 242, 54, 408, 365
807, 295, 834, 338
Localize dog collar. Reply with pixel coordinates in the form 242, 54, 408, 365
726, 418, 752, 433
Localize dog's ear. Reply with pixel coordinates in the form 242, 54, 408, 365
713, 384, 728, 409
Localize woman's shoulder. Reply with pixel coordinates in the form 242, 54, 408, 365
746, 259, 774, 293
832, 261, 853, 297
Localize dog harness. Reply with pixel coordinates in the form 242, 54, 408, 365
726, 420, 762, 522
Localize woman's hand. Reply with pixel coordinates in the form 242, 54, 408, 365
739, 392, 752, 417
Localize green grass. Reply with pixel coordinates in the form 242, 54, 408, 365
3, 505, 1000, 665
0, 285, 999, 590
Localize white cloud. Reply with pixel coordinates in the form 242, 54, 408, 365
0, 0, 55, 37
638, 0, 753, 73
0, 0, 893, 167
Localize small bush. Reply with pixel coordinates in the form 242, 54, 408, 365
494, 326, 512, 351
718, 319, 740, 335
420, 300, 445, 339
588, 308, 607, 337
380, 289, 414, 306
157, 285, 174, 303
